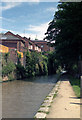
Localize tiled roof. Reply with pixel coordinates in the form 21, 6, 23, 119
0, 34, 20, 40
0, 31, 25, 43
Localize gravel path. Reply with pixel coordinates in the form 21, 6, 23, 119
46, 78, 81, 118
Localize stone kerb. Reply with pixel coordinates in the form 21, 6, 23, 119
34, 80, 61, 118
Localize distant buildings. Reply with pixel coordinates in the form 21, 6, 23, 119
32, 40, 54, 53
0, 31, 54, 65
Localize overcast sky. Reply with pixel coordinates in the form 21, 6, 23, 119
0, 1, 58, 40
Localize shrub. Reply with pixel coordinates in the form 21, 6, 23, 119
2, 61, 16, 77
8, 73, 14, 81
43, 61, 48, 75
38, 62, 43, 75
35, 64, 39, 76
4, 52, 9, 63
25, 50, 35, 78
16, 63, 26, 79
56, 66, 62, 74
48, 51, 57, 75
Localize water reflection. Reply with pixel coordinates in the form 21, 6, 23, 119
2, 75, 57, 118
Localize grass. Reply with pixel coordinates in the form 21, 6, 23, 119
53, 93, 57, 99
48, 105, 51, 107
38, 110, 49, 114
69, 76, 80, 98
44, 98, 49, 100
41, 105, 45, 107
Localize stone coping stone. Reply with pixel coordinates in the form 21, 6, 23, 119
46, 96, 53, 101
38, 107, 49, 112
34, 80, 61, 118
41, 102, 51, 107
35, 112, 46, 118
44, 99, 52, 103
48, 92, 55, 96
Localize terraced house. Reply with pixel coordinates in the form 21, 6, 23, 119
0, 31, 54, 66
0, 31, 25, 65
32, 40, 54, 53
0, 31, 42, 66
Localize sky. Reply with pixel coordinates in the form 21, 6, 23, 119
0, 1, 58, 40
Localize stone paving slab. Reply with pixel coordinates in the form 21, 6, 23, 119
34, 80, 61, 118
35, 112, 46, 118
38, 107, 49, 112
41, 102, 51, 107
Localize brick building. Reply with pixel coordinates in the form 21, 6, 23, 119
0, 32, 25, 65
23, 37, 41, 52
0, 31, 42, 65
31, 40, 54, 53
0, 31, 54, 66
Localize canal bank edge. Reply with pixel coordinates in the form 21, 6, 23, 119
34, 79, 61, 118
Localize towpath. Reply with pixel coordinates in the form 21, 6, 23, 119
47, 76, 81, 118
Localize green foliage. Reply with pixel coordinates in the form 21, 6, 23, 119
48, 51, 58, 75
43, 61, 48, 75
4, 52, 9, 63
17, 53, 21, 64
35, 64, 39, 76
16, 63, 26, 79
38, 62, 43, 76
45, 2, 82, 74
69, 76, 80, 97
2, 61, 16, 77
56, 66, 62, 74
8, 73, 14, 81
25, 50, 35, 77
25, 50, 48, 77
2, 53, 16, 81
42, 55, 48, 63
2, 50, 48, 80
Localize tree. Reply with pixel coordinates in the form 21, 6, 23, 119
48, 51, 58, 75
45, 2, 82, 73
4, 52, 9, 63
17, 53, 21, 64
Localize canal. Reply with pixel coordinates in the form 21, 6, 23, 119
2, 75, 58, 118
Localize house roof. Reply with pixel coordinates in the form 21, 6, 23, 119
23, 37, 34, 45
31, 40, 47, 43
0, 31, 42, 50
0, 34, 20, 40
23, 37, 42, 49
0, 31, 25, 43
16, 34, 26, 43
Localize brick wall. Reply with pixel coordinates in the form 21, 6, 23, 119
2, 41, 17, 49
32, 41, 54, 52
9, 49, 25, 66
9, 49, 17, 64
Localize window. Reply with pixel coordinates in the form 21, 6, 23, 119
41, 45, 43, 48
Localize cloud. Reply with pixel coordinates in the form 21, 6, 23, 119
46, 7, 57, 12
1, 2, 21, 11
25, 22, 50, 39
0, 28, 15, 33
1, 0, 40, 2
0, 21, 50, 40
1, 0, 40, 11
0, 17, 15, 22
0, 28, 7, 32
19, 33, 37, 40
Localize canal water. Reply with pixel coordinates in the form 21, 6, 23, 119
2, 75, 58, 118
